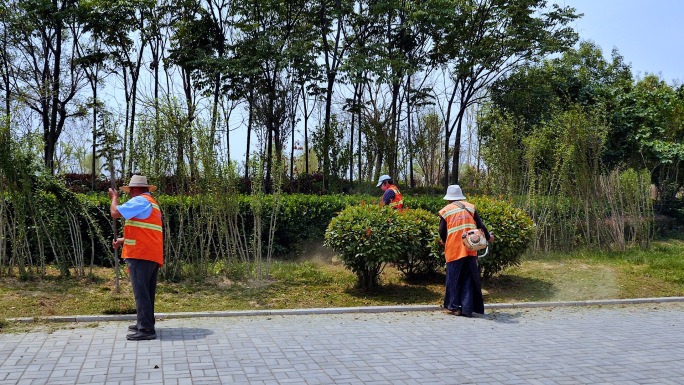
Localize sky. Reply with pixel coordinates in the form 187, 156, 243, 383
561, 0, 684, 84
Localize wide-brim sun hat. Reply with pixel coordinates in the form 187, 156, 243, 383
121, 175, 157, 193
376, 174, 391, 187
443, 184, 466, 201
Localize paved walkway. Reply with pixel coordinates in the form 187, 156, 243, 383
2, 301, 684, 385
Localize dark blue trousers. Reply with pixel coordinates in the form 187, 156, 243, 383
444, 256, 485, 316
127, 258, 159, 332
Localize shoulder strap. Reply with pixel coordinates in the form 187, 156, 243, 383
453, 201, 474, 220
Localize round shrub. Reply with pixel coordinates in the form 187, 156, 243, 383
469, 196, 534, 279
392, 208, 442, 278
324, 204, 402, 291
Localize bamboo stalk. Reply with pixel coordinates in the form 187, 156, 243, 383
109, 159, 120, 293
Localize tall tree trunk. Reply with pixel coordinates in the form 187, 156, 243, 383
122, 71, 130, 179
357, 80, 363, 182
127, 69, 139, 177
245, 89, 253, 181
265, 88, 275, 193
323, 77, 334, 192
301, 86, 309, 175
91, 83, 97, 190
290, 92, 296, 180
152, 42, 160, 179
1, 26, 10, 122
407, 74, 414, 188
389, 80, 400, 179
451, 110, 465, 185
443, 130, 450, 189
46, 22, 62, 174
349, 99, 354, 184
182, 68, 198, 186
442, 79, 459, 189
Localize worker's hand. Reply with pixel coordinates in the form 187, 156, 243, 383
112, 237, 124, 249
488, 233, 495, 243
108, 188, 119, 200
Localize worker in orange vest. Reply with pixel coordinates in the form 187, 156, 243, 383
376, 175, 404, 209
109, 175, 163, 340
438, 184, 493, 317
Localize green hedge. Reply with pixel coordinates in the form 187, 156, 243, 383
324, 205, 443, 290
2, 190, 533, 283
323, 196, 534, 288
324, 204, 399, 290
468, 196, 535, 279
409, 194, 535, 278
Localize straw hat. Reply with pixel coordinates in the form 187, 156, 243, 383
121, 175, 157, 193
443, 185, 466, 201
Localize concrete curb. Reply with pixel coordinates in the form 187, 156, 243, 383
8, 296, 684, 324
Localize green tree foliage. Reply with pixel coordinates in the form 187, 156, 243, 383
312, 114, 351, 180
227, 0, 320, 187
618, 75, 684, 202
484, 42, 683, 226
482, 58, 657, 252
489, 42, 632, 132
419, 0, 579, 186
1, 0, 586, 193
414, 112, 445, 187
9, 0, 88, 174
487, 41, 634, 167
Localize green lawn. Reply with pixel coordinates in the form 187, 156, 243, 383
2, 234, 684, 328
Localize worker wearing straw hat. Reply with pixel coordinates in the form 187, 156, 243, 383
109, 175, 163, 341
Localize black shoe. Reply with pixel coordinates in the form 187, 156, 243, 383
127, 331, 157, 341
128, 324, 138, 332
443, 309, 462, 316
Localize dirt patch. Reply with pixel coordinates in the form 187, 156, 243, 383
296, 241, 338, 265
556, 265, 620, 300
531, 261, 621, 301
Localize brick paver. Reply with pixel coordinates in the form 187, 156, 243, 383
2, 303, 684, 384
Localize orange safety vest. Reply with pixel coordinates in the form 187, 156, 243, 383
386, 184, 404, 209
439, 201, 477, 263
122, 194, 164, 266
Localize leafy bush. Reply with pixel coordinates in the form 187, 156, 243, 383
469, 196, 535, 279
324, 204, 401, 291
392, 208, 442, 278
272, 194, 362, 256
324, 204, 443, 287
157, 193, 531, 282
401, 195, 534, 279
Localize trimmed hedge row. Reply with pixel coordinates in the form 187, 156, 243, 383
2, 191, 533, 283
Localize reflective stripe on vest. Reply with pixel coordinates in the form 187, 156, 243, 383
122, 194, 164, 266
439, 201, 477, 262
388, 185, 403, 209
